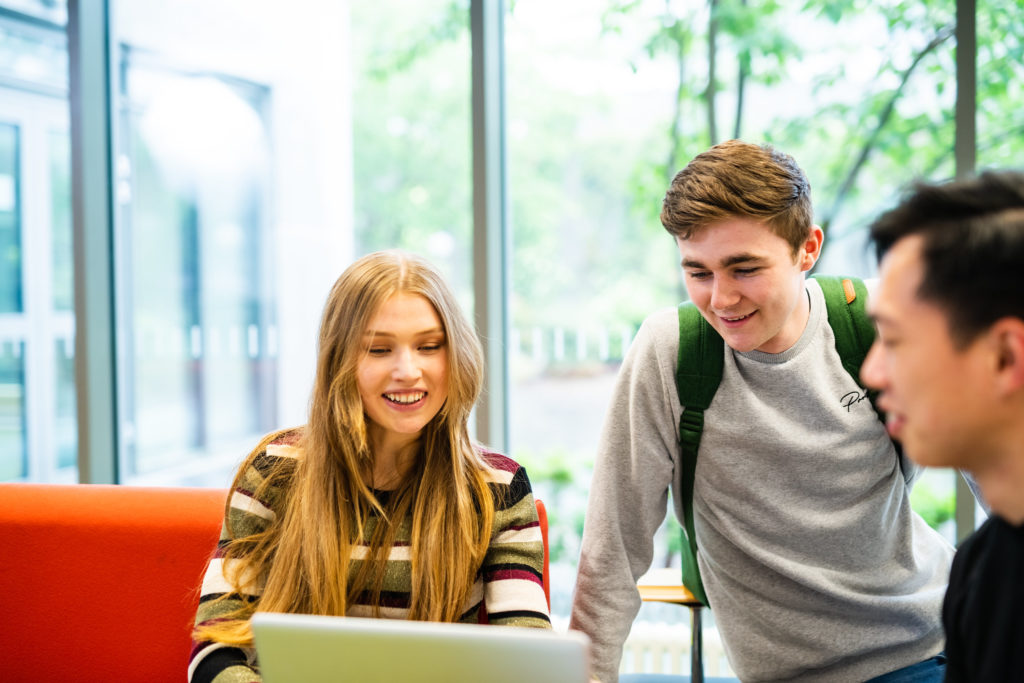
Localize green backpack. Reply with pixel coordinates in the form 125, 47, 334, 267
674, 274, 879, 606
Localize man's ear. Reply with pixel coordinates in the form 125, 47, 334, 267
798, 225, 825, 272
990, 317, 1024, 396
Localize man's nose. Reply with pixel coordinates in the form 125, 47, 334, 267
710, 278, 739, 309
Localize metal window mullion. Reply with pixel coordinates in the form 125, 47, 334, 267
68, 0, 118, 484
953, 0, 977, 541
470, 0, 509, 453
955, 0, 976, 181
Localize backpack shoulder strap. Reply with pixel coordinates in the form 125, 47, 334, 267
674, 301, 722, 607
811, 274, 897, 441
811, 274, 875, 381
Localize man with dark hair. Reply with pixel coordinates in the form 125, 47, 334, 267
570, 140, 956, 682
862, 170, 1024, 682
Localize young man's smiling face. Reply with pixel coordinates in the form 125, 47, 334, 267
677, 217, 822, 354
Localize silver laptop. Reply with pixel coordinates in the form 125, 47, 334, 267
251, 612, 591, 683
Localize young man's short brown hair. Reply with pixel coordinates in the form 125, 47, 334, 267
661, 139, 814, 255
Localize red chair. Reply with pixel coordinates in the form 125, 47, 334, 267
0, 484, 552, 682
535, 498, 551, 609
0, 483, 225, 683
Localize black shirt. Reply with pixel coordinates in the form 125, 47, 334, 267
943, 514, 1024, 682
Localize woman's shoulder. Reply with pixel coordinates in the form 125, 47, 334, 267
476, 448, 535, 506
478, 448, 530, 486
231, 427, 305, 514
247, 427, 304, 473
478, 448, 521, 476
263, 426, 305, 456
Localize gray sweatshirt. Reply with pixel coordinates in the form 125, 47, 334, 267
569, 278, 952, 682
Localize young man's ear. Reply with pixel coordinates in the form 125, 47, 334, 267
798, 225, 825, 272
990, 317, 1024, 396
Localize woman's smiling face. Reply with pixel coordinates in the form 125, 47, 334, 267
357, 292, 449, 453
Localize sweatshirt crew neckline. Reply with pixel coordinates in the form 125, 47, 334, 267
736, 278, 822, 365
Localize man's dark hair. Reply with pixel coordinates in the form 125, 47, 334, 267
870, 170, 1024, 346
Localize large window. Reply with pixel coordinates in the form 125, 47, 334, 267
4, 0, 1018, 675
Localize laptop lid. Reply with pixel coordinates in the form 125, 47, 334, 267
251, 612, 591, 683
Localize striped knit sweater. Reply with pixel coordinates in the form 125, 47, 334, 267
188, 430, 551, 683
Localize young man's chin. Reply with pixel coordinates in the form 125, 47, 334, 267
720, 329, 771, 354
708, 321, 760, 352
724, 339, 759, 353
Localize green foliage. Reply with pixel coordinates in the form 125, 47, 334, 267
516, 446, 578, 487
910, 478, 956, 531
350, 1, 474, 295
351, 0, 1024, 325
976, 0, 1024, 170
663, 512, 684, 559
359, 1, 470, 79
514, 446, 593, 564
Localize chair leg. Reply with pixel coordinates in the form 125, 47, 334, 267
690, 606, 703, 683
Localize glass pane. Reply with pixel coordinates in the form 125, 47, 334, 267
0, 15, 68, 93
117, 60, 274, 476
976, 0, 1024, 169
909, 468, 956, 543
0, 9, 73, 483
114, 0, 352, 485
0, 339, 26, 480
53, 335, 76, 470
0, 121, 21, 314
350, 0, 472, 306
0, 1, 67, 26
49, 128, 72, 311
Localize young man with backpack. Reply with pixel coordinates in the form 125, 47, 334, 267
569, 140, 957, 682
862, 170, 1024, 682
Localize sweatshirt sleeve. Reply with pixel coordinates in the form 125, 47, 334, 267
569, 309, 684, 683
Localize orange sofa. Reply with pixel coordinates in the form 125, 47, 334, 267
0, 483, 225, 683
0, 484, 551, 682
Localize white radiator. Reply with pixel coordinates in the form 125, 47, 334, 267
619, 621, 732, 676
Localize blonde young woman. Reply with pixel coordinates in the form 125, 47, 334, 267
188, 251, 551, 683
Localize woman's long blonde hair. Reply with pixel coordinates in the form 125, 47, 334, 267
195, 250, 494, 646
